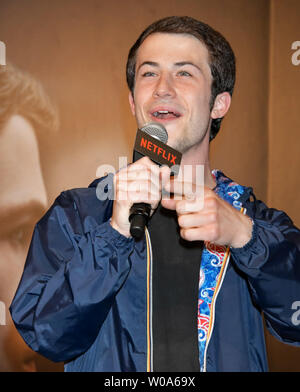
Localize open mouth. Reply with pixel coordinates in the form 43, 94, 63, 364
151, 109, 181, 120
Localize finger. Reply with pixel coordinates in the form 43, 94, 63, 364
138, 156, 156, 166
128, 160, 159, 174
160, 165, 171, 187
164, 178, 204, 200
160, 165, 172, 200
117, 180, 160, 203
177, 211, 216, 229
160, 197, 177, 210
118, 165, 161, 186
176, 198, 205, 214
116, 189, 161, 206
129, 156, 157, 171
161, 195, 204, 213
117, 178, 160, 195
118, 170, 160, 186
180, 224, 219, 243
129, 191, 161, 204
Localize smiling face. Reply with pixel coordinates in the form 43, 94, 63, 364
129, 32, 225, 155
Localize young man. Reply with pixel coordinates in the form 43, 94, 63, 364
10, 16, 300, 372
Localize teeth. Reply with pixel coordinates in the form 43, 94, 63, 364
153, 110, 170, 117
152, 110, 180, 117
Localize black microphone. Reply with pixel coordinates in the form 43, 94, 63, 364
129, 122, 181, 240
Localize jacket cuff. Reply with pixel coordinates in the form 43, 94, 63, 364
94, 220, 134, 249
230, 219, 267, 272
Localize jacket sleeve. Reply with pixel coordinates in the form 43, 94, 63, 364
230, 196, 300, 346
9, 191, 134, 362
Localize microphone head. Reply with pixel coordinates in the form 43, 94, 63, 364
140, 122, 168, 144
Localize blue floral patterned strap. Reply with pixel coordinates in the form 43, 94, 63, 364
198, 170, 247, 371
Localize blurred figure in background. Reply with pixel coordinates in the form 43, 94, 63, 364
0, 63, 61, 371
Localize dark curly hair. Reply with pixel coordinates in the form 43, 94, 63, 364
126, 16, 236, 141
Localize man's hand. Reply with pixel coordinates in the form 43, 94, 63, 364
161, 177, 253, 248
111, 157, 170, 237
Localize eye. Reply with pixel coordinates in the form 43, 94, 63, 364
178, 70, 192, 77
141, 71, 157, 77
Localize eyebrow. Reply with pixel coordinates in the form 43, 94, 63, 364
0, 199, 47, 236
174, 61, 202, 72
137, 61, 159, 72
137, 61, 202, 73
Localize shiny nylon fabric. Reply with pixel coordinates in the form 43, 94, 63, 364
10, 181, 149, 371
10, 172, 300, 371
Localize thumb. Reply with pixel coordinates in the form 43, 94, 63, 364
161, 196, 177, 210
160, 165, 176, 210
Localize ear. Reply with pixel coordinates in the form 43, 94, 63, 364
128, 91, 135, 116
210, 92, 231, 120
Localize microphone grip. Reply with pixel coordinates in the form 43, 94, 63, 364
129, 203, 152, 240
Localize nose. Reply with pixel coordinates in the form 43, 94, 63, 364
153, 73, 175, 99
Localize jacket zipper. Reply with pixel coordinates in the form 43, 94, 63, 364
202, 246, 231, 371
145, 228, 153, 372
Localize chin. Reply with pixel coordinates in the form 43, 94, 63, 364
168, 138, 187, 154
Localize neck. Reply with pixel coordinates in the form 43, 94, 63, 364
180, 134, 216, 190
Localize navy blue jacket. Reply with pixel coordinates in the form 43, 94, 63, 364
10, 173, 300, 371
